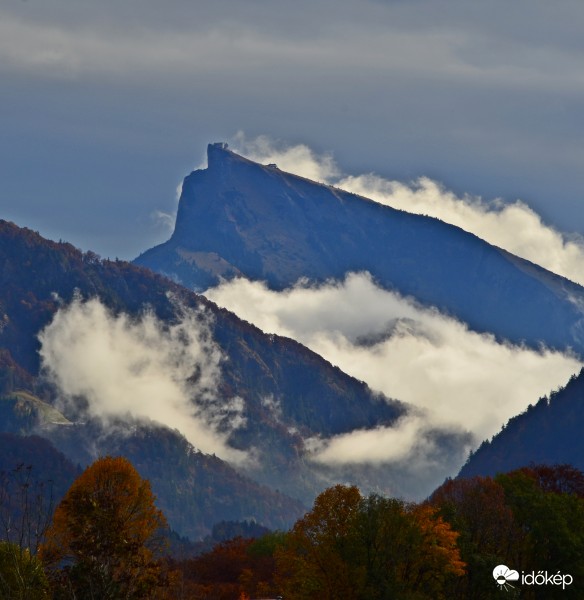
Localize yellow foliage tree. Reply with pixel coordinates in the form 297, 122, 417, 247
0, 541, 49, 600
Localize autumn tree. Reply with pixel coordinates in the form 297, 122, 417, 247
276, 484, 363, 600
352, 495, 464, 599
41, 456, 169, 599
430, 466, 584, 599
515, 463, 584, 497
408, 504, 466, 589
173, 532, 285, 600
430, 476, 528, 599
276, 485, 465, 600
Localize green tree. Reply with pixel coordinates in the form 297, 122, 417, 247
430, 477, 526, 599
0, 541, 49, 599
0, 462, 55, 600
41, 456, 169, 599
497, 466, 584, 599
276, 484, 363, 599
354, 495, 465, 599
430, 466, 584, 599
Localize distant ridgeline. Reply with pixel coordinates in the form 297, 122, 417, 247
460, 368, 584, 478
136, 143, 584, 357
5, 139, 584, 541
0, 219, 425, 539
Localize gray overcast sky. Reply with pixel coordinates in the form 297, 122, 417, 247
2, 0, 584, 259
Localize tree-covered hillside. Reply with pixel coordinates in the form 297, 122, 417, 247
0, 219, 414, 535
460, 368, 584, 478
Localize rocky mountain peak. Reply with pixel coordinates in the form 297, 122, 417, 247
136, 145, 584, 355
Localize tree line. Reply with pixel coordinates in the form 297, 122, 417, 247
1, 457, 583, 599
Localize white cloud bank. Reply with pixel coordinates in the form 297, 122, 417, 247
39, 296, 248, 463
232, 134, 584, 287
206, 273, 581, 467
304, 413, 454, 467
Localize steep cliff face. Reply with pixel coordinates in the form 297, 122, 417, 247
136, 144, 584, 355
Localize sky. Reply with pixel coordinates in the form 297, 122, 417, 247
2, 0, 584, 260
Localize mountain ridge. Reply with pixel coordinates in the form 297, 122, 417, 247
459, 367, 584, 479
136, 144, 584, 356
0, 219, 439, 536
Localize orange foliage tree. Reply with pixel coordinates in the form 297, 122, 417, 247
41, 456, 169, 599
408, 505, 466, 587
170, 530, 287, 599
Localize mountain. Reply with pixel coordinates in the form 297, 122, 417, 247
459, 368, 584, 479
0, 432, 81, 550
0, 432, 80, 502
136, 143, 584, 355
0, 219, 429, 536
43, 420, 305, 540
0, 427, 303, 543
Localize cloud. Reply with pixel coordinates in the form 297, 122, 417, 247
336, 174, 584, 287
4, 2, 584, 91
151, 210, 176, 234
305, 414, 457, 466
38, 296, 248, 463
231, 133, 340, 183
205, 273, 581, 471
1, 8, 450, 81
233, 135, 584, 287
